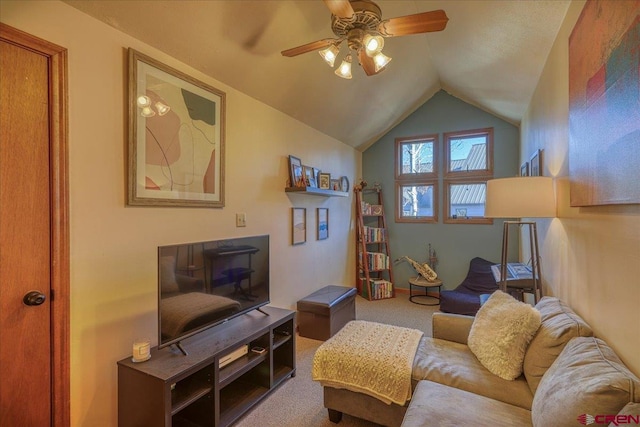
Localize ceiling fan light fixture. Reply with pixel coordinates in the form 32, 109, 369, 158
363, 34, 384, 57
373, 52, 391, 72
335, 54, 353, 79
319, 44, 340, 67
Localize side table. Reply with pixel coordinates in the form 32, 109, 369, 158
408, 277, 443, 306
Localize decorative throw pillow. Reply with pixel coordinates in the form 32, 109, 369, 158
468, 290, 541, 380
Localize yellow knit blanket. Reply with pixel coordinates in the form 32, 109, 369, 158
312, 320, 423, 405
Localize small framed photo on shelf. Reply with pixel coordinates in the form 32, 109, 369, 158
520, 161, 529, 177
317, 208, 328, 240
303, 166, 316, 187
292, 164, 304, 187
291, 207, 306, 245
318, 172, 331, 189
288, 155, 302, 187
530, 149, 542, 176
330, 179, 341, 191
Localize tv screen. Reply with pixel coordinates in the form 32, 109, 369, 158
158, 235, 270, 350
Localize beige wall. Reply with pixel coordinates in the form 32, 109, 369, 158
521, 0, 640, 375
0, 1, 360, 425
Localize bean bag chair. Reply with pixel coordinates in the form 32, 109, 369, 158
439, 257, 498, 315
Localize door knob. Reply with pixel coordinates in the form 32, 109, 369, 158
23, 291, 46, 306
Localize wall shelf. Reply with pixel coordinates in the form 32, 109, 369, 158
285, 187, 348, 197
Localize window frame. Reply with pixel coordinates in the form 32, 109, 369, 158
395, 134, 439, 181
395, 180, 439, 223
443, 178, 493, 224
443, 128, 494, 179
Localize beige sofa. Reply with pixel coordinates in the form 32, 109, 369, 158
323, 297, 640, 426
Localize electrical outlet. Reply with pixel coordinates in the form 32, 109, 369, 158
236, 213, 246, 227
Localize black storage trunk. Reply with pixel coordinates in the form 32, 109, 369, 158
297, 286, 357, 341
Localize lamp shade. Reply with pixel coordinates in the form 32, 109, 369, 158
485, 176, 555, 218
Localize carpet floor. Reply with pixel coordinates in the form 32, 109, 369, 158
234, 292, 439, 427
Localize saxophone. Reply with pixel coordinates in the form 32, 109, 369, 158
398, 256, 438, 282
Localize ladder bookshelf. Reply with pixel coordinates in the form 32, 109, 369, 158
354, 182, 395, 300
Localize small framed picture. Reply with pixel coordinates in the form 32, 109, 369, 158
292, 164, 304, 187
520, 161, 529, 177
318, 172, 331, 189
303, 165, 316, 187
317, 208, 328, 240
455, 208, 468, 218
330, 179, 341, 191
530, 149, 542, 176
291, 207, 306, 245
288, 155, 302, 187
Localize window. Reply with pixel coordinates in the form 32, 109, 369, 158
395, 182, 438, 223
444, 128, 493, 178
443, 180, 492, 224
394, 135, 438, 222
443, 128, 494, 224
395, 135, 438, 180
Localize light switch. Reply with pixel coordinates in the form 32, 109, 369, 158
236, 213, 246, 227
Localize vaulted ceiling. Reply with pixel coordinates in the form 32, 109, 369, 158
64, 0, 571, 150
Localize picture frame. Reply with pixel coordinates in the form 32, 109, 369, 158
127, 48, 225, 207
455, 208, 468, 218
303, 166, 316, 187
520, 161, 529, 177
318, 172, 331, 189
317, 208, 328, 240
291, 207, 306, 245
330, 179, 341, 191
288, 155, 303, 187
340, 176, 350, 192
530, 149, 541, 176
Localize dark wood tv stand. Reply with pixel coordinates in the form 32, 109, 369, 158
117, 306, 296, 427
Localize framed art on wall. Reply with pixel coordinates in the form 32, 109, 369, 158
127, 49, 226, 207
317, 208, 328, 240
292, 207, 306, 245
529, 150, 541, 177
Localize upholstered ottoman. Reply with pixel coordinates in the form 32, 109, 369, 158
297, 285, 356, 340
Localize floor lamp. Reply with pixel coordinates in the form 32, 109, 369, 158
484, 177, 555, 303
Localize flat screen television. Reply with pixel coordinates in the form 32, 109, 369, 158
157, 235, 270, 353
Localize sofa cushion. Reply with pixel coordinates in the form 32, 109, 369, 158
532, 337, 640, 427
468, 290, 541, 380
412, 337, 534, 410
523, 296, 593, 394
401, 380, 533, 427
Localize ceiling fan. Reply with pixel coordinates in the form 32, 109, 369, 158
281, 0, 449, 79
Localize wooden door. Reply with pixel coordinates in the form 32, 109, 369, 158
0, 24, 69, 426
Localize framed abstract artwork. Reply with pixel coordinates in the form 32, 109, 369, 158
317, 208, 328, 240
291, 208, 306, 245
127, 48, 226, 207
568, 0, 640, 206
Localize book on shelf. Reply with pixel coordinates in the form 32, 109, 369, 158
362, 226, 385, 242
358, 252, 389, 271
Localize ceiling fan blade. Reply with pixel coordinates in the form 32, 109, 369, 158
323, 0, 355, 19
281, 38, 339, 57
378, 9, 449, 37
358, 50, 379, 76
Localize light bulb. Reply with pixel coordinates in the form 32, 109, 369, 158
335, 55, 352, 79
319, 44, 340, 67
363, 34, 384, 57
373, 52, 391, 72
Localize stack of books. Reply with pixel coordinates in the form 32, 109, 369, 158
359, 252, 389, 271
363, 226, 385, 242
